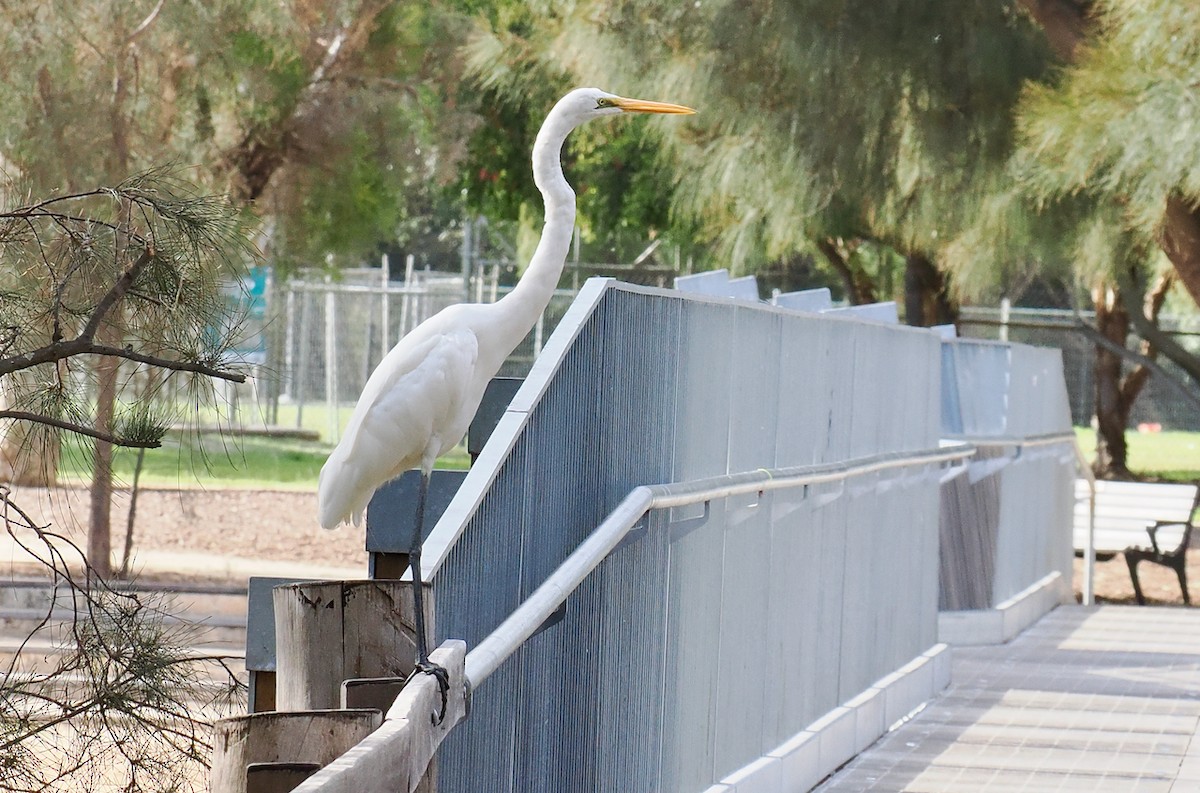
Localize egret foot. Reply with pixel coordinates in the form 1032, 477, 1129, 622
409, 660, 451, 725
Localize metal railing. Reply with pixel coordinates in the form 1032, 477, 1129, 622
937, 338, 1077, 612
422, 279, 953, 791
277, 282, 1079, 793
465, 443, 974, 688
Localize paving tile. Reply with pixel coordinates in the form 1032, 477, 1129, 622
816, 606, 1200, 793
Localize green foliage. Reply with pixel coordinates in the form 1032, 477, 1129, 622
464, 0, 1051, 284
1017, 0, 1200, 235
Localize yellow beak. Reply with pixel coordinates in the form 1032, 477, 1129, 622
611, 97, 697, 115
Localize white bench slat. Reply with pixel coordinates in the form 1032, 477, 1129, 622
1073, 479, 1198, 553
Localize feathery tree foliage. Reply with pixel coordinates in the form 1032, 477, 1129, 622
463, 0, 1050, 313
0, 173, 251, 791
0, 0, 483, 561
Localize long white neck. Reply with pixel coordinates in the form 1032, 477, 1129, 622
490, 106, 577, 345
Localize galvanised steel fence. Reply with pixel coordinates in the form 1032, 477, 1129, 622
420, 279, 953, 792
938, 338, 1076, 611
958, 304, 1200, 431
274, 266, 576, 440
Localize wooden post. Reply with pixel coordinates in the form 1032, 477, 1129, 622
210, 710, 382, 793
273, 580, 431, 711
285, 641, 468, 793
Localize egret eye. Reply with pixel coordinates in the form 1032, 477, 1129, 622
595, 97, 615, 109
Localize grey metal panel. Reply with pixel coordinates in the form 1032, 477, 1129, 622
467, 376, 524, 458
365, 470, 466, 553
774, 315, 834, 467
822, 301, 899, 324
674, 269, 730, 295
938, 337, 1075, 610
725, 275, 760, 301
429, 280, 952, 792
773, 287, 833, 312
246, 576, 313, 672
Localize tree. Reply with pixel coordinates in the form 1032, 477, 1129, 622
0, 0, 485, 567
1015, 0, 1200, 361
0, 172, 253, 575
463, 1, 1049, 316
1007, 0, 1200, 473
0, 173, 252, 788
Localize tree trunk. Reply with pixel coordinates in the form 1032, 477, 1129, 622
1091, 283, 1132, 478
88, 323, 121, 579
903, 252, 957, 326
0, 419, 59, 486
816, 237, 877, 305
1159, 196, 1200, 312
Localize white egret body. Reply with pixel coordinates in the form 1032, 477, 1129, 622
316, 87, 694, 682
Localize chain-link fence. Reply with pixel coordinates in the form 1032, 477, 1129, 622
225, 275, 1199, 439
958, 305, 1200, 431
255, 260, 576, 443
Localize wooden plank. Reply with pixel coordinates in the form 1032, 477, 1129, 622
210, 710, 382, 793
274, 580, 431, 711
290, 641, 467, 793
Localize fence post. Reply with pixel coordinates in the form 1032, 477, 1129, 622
273, 580, 431, 711
324, 279, 338, 443
210, 710, 382, 793
381, 254, 391, 357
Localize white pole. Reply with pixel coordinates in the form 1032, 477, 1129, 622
380, 254, 390, 357
999, 296, 1011, 342
284, 285, 296, 422
325, 278, 338, 443
296, 288, 310, 430
400, 254, 415, 336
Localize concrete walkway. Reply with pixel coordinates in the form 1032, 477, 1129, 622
819, 605, 1200, 792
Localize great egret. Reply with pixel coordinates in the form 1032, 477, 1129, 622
317, 88, 695, 700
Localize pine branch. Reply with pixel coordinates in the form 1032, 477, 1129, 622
0, 410, 160, 449
0, 337, 244, 382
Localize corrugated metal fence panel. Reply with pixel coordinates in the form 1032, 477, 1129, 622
431, 280, 945, 792
939, 338, 1075, 609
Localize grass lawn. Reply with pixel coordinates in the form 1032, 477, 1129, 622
57, 431, 470, 490
1074, 427, 1200, 481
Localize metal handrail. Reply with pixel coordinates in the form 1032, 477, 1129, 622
941, 430, 1077, 449
463, 442, 976, 688
946, 430, 1093, 605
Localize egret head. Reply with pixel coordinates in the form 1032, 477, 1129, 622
557, 87, 696, 125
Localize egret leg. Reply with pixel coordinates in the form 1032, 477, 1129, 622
409, 469, 449, 722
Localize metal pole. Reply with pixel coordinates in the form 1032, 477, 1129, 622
325, 279, 338, 444
296, 287, 311, 430
460, 217, 472, 302
284, 284, 297, 423
380, 254, 390, 357
999, 296, 1011, 342
1073, 440, 1097, 606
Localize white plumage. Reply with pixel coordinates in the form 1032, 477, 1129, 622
317, 88, 695, 532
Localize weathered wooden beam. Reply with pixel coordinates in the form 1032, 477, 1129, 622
210, 710, 382, 793
273, 580, 431, 711
290, 641, 468, 793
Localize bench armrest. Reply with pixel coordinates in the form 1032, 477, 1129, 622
1148, 521, 1191, 555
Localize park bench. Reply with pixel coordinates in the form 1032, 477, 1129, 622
1074, 479, 1199, 605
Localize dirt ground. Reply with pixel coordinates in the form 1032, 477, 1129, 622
2, 484, 367, 579
2, 483, 1195, 606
